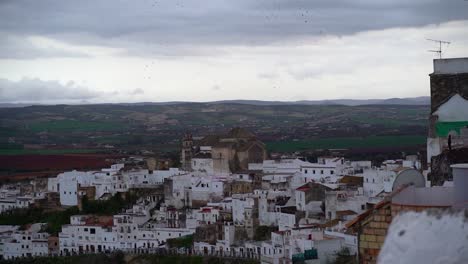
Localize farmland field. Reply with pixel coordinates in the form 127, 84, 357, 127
28, 120, 124, 132
266, 135, 426, 152
0, 103, 428, 154
0, 148, 98, 155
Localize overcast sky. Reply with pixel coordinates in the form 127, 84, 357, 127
0, 0, 467, 104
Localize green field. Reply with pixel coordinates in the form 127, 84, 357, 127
266, 135, 426, 152
0, 148, 99, 155
28, 120, 124, 132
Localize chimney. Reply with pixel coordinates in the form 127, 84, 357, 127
451, 164, 468, 209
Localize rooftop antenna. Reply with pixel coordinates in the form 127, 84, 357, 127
427, 39, 451, 59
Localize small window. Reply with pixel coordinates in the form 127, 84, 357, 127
320, 170, 323, 174
331, 170, 334, 175
305, 169, 308, 174
90, 228, 95, 234
361, 204, 365, 210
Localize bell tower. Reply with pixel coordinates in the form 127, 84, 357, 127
181, 133, 193, 171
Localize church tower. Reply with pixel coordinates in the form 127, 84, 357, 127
181, 133, 193, 171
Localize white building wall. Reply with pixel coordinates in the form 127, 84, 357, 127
47, 177, 59, 192
278, 213, 296, 231
191, 158, 214, 174
362, 169, 394, 197
232, 196, 255, 225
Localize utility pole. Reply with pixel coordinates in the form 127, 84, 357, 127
427, 39, 451, 59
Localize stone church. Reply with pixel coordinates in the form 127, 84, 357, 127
181, 127, 267, 174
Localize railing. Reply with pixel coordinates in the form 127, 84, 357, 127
129, 247, 261, 260
59, 247, 261, 261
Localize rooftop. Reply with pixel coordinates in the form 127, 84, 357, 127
433, 57, 468, 74
392, 186, 454, 207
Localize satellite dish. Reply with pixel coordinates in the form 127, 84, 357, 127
392, 168, 426, 190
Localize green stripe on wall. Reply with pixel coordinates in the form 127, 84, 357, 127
435, 121, 468, 137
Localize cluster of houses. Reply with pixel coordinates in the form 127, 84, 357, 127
0, 137, 430, 264
0, 57, 467, 263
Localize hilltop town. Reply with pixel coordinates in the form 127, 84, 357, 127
0, 58, 467, 264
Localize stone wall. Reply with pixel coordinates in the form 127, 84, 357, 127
358, 203, 392, 264
194, 224, 223, 244
430, 72, 468, 113
429, 148, 468, 186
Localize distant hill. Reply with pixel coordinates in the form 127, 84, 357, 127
205, 96, 429, 106
0, 97, 430, 108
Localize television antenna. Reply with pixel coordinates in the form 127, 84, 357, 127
427, 39, 451, 59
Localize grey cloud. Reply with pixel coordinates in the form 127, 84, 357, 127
131, 88, 145, 95
0, 33, 90, 59
0, 78, 100, 103
258, 72, 279, 79
0, 0, 467, 58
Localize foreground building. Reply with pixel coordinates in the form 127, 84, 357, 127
427, 57, 468, 184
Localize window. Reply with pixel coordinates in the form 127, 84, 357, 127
84, 228, 88, 232
320, 170, 323, 174
305, 169, 308, 174
313, 170, 316, 174
90, 228, 95, 234
361, 204, 365, 210
331, 170, 334, 175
